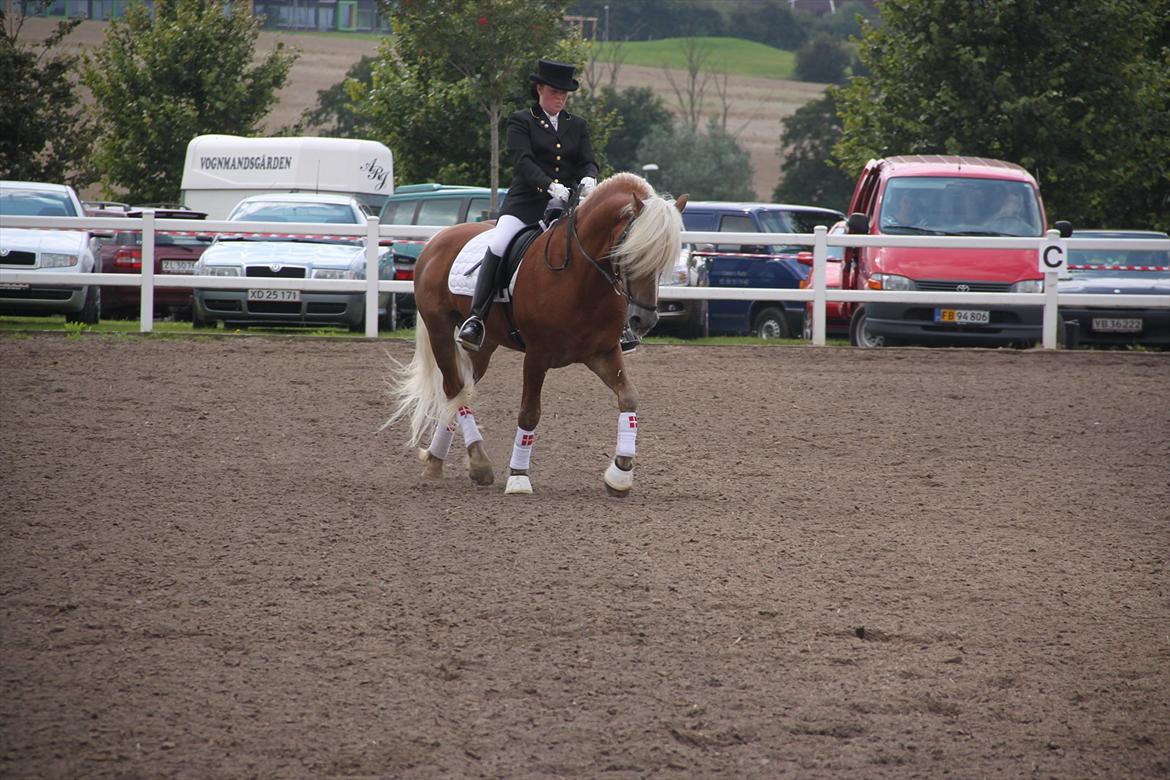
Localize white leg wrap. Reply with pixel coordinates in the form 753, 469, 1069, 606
616, 412, 638, 458
509, 427, 536, 471
458, 405, 483, 446
427, 419, 457, 460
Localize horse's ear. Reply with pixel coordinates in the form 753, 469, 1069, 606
630, 192, 644, 216
674, 194, 689, 213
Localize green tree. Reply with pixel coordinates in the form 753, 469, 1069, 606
794, 33, 851, 85
835, 0, 1170, 230
82, 0, 296, 204
588, 85, 673, 174
0, 7, 95, 187
773, 91, 855, 212
366, 0, 602, 212
636, 118, 754, 201
297, 55, 375, 138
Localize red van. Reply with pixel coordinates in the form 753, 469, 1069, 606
842, 155, 1070, 347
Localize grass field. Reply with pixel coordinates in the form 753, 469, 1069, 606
592, 37, 797, 79
0, 316, 826, 346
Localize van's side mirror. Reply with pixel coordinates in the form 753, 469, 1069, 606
846, 212, 869, 234
796, 251, 814, 267
1054, 220, 1073, 238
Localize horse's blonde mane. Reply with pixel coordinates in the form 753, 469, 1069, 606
584, 172, 683, 281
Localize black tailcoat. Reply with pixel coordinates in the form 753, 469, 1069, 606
500, 104, 599, 224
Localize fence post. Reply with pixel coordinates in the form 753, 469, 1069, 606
139, 210, 155, 333
365, 215, 379, 339
811, 225, 828, 346
1041, 228, 1063, 349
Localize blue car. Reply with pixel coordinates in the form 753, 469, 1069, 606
680, 201, 844, 338
1060, 230, 1170, 349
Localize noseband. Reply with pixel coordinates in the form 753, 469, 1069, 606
543, 196, 658, 313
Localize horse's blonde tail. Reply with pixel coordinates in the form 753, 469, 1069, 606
382, 317, 474, 448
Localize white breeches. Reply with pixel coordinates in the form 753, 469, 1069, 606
487, 215, 527, 256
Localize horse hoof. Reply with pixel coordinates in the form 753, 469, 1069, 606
469, 466, 495, 486
505, 475, 533, 495
604, 461, 633, 497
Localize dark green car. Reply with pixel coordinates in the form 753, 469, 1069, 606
380, 184, 506, 328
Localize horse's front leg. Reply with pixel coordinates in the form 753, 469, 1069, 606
585, 349, 639, 498
504, 356, 549, 495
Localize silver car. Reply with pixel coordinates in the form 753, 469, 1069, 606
0, 181, 100, 324
192, 193, 392, 331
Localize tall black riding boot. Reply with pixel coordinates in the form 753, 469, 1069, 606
456, 248, 502, 351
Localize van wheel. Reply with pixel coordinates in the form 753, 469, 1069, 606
849, 306, 886, 348
753, 306, 790, 339
66, 285, 100, 325
679, 300, 709, 339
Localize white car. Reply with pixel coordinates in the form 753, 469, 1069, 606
0, 181, 100, 324
192, 193, 391, 331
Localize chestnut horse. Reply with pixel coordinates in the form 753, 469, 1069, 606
385, 173, 687, 496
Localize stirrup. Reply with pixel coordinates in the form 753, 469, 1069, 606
457, 316, 485, 351
620, 326, 640, 354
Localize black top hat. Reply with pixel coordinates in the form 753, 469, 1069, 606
529, 59, 580, 92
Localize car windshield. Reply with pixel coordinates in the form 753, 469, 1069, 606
225, 201, 361, 245
879, 176, 1043, 237
756, 209, 841, 253
1069, 246, 1170, 274
114, 230, 211, 247
0, 190, 78, 217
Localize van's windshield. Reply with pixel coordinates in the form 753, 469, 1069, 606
879, 177, 1042, 237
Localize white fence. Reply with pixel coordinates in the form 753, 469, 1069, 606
2, 213, 1167, 349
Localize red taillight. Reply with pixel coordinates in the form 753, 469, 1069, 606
394, 268, 414, 281
113, 247, 142, 269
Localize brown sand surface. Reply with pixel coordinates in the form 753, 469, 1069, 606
1, 334, 1167, 778
20, 17, 825, 200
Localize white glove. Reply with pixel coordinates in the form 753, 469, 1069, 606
579, 177, 597, 199
547, 181, 570, 202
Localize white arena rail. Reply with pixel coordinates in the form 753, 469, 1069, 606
2, 213, 1167, 348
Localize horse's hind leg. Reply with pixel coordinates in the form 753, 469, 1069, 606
419, 416, 457, 480
455, 404, 494, 486
585, 350, 639, 498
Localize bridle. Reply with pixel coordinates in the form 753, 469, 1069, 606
542, 190, 658, 313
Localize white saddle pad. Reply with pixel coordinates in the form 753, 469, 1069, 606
448, 231, 522, 302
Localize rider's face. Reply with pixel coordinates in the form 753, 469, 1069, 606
537, 84, 569, 116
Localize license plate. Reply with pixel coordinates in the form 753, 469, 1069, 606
1092, 317, 1141, 333
161, 260, 196, 274
934, 308, 990, 324
0, 282, 30, 291
248, 288, 301, 302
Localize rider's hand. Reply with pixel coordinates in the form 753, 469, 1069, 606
547, 182, 570, 202
579, 177, 597, 199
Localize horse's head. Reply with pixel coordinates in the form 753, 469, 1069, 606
576, 174, 689, 339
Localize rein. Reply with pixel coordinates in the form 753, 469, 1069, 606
542, 193, 658, 313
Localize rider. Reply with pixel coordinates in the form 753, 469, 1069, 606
456, 59, 639, 354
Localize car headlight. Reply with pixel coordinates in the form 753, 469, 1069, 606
205, 266, 241, 277
867, 273, 917, 291
312, 268, 358, 280
1010, 279, 1044, 293
41, 252, 78, 268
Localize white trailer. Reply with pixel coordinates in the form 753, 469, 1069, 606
180, 135, 394, 219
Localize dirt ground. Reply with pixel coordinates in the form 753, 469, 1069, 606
1, 334, 1167, 778
21, 17, 818, 200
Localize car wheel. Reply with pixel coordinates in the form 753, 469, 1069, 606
192, 307, 215, 329
679, 300, 709, 339
753, 306, 790, 339
66, 285, 100, 325
849, 306, 886, 348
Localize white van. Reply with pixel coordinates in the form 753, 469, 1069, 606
180, 134, 394, 219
